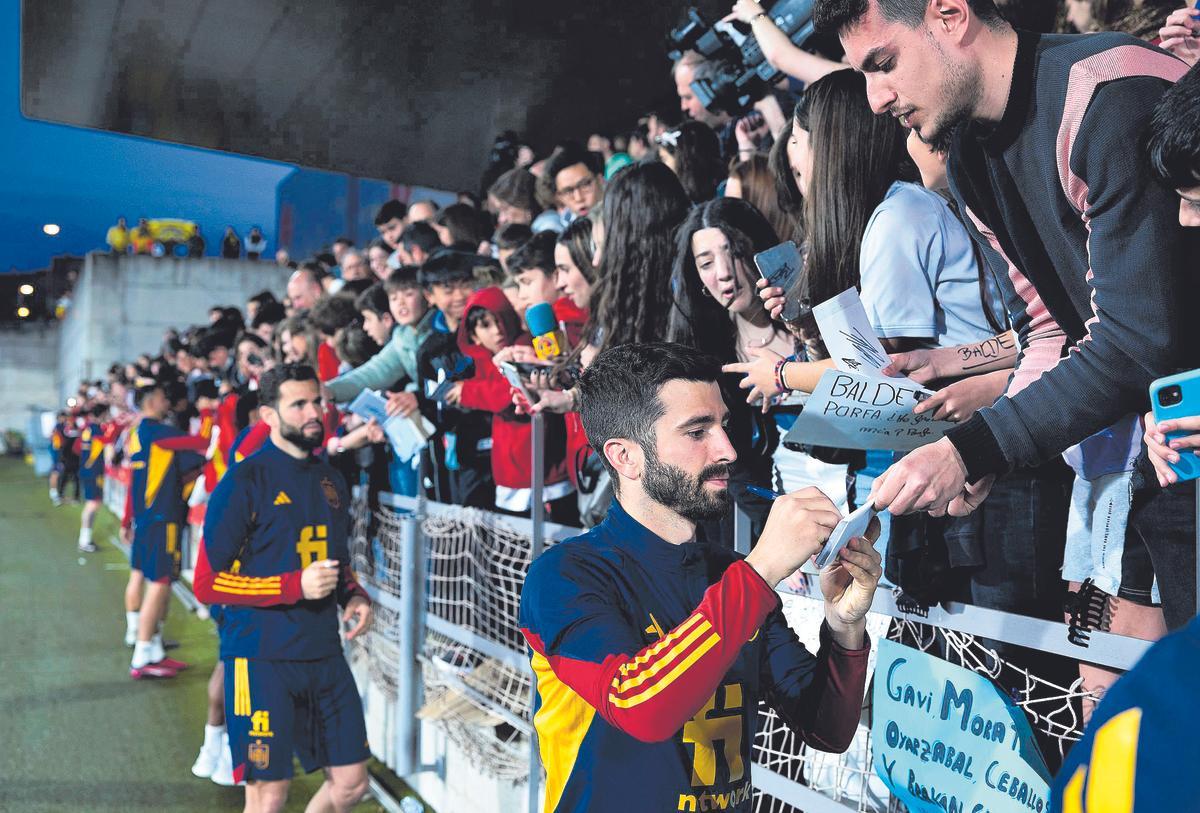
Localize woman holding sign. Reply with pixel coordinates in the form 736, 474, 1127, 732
669, 197, 854, 514
725, 69, 1003, 405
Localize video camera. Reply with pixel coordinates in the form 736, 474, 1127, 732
669, 0, 815, 116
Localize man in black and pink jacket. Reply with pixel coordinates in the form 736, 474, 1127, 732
817, 0, 1199, 627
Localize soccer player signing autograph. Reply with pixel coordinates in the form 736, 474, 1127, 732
519, 343, 881, 812
195, 363, 372, 813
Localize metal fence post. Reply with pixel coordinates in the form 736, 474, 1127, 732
527, 411, 545, 813
530, 411, 545, 556
395, 509, 424, 777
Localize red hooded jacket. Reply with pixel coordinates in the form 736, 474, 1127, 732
456, 287, 569, 491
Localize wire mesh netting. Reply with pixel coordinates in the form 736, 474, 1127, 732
419, 628, 532, 781
422, 507, 541, 655
416, 507, 543, 780
348, 487, 376, 582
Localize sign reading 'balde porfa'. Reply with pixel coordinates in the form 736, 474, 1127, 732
784, 287, 953, 451
784, 369, 956, 451
872, 639, 1051, 813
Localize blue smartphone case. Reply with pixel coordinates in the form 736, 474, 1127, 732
1150, 369, 1200, 482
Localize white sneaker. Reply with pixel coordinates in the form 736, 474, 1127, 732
78, 542, 98, 553
210, 735, 238, 786
191, 742, 220, 779
124, 628, 137, 647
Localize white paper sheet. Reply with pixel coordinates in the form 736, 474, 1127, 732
346, 389, 434, 461
813, 288, 930, 393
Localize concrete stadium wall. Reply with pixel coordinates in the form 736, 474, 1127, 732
57, 253, 292, 403
0, 323, 59, 435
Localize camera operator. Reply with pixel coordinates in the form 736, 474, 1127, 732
674, 51, 788, 161
724, 0, 845, 85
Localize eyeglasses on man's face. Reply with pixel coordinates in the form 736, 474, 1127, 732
557, 174, 597, 200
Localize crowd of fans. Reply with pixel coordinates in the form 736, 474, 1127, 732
41, 0, 1200, 804
105, 217, 269, 260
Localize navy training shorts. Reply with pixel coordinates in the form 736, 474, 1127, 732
80, 472, 104, 502
224, 654, 369, 783
130, 521, 182, 583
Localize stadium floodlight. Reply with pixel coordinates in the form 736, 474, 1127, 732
19, 284, 33, 295
42, 223, 60, 236
17, 306, 30, 318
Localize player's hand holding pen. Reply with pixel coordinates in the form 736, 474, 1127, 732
744, 486, 842, 589
301, 559, 341, 600
744, 484, 882, 649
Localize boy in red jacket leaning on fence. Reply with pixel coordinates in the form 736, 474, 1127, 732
448, 286, 576, 523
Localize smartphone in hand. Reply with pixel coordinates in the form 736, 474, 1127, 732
499, 361, 536, 404
1151, 369, 1200, 482
754, 240, 810, 323
754, 241, 802, 294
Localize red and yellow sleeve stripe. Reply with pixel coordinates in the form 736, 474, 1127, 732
212, 572, 284, 596
607, 612, 722, 709
523, 560, 778, 744
192, 539, 304, 607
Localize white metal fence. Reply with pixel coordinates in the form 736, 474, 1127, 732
103, 419, 1161, 812
344, 484, 1152, 813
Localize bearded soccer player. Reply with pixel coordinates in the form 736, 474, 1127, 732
125, 381, 208, 677
519, 343, 881, 812
195, 363, 372, 813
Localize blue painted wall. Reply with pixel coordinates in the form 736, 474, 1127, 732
2, 0, 451, 274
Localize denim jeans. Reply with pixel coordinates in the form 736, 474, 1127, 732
945, 462, 1074, 621
1127, 476, 1197, 631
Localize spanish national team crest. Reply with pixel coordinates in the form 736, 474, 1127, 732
321, 477, 340, 509
248, 741, 270, 770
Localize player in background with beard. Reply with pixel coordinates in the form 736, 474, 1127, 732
194, 363, 372, 813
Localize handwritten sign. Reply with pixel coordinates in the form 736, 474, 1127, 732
783, 369, 954, 451
873, 640, 1050, 813
813, 288, 927, 392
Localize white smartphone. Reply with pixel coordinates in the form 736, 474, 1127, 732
499, 361, 535, 404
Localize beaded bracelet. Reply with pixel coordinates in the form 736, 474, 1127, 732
774, 358, 791, 394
